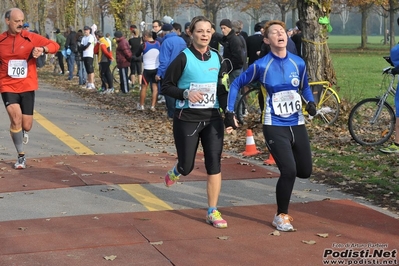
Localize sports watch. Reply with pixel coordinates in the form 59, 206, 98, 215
183, 89, 189, 100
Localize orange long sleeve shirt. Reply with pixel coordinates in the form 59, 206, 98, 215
0, 30, 59, 93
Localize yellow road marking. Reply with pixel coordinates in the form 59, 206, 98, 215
33, 110, 95, 155
34, 111, 171, 211
119, 184, 173, 211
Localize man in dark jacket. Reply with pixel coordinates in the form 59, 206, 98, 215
246, 22, 263, 66
65, 26, 77, 80
115, 31, 132, 94
220, 18, 243, 83
210, 23, 223, 53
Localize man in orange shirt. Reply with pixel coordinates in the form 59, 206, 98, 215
0, 8, 59, 169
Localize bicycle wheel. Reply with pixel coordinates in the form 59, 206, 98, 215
313, 87, 340, 125
348, 98, 395, 146
235, 87, 262, 126
112, 65, 119, 84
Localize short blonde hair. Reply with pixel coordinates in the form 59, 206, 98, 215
263, 20, 286, 38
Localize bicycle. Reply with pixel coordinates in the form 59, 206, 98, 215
235, 80, 341, 126
112, 65, 119, 84
347, 56, 397, 146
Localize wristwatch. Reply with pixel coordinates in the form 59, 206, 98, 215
183, 89, 189, 100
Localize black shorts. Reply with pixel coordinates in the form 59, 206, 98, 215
130, 60, 142, 75
142, 69, 157, 85
83, 57, 94, 74
1, 91, 35, 115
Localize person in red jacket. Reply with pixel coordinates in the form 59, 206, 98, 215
94, 30, 114, 94
114, 31, 132, 94
0, 8, 59, 169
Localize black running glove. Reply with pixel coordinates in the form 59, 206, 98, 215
224, 112, 238, 130
305, 101, 317, 116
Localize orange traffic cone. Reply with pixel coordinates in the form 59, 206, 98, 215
264, 153, 276, 165
242, 129, 261, 156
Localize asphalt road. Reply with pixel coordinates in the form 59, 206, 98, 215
0, 82, 396, 224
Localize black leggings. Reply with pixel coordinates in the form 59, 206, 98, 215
99, 61, 113, 89
56, 51, 64, 74
173, 118, 224, 176
263, 125, 312, 214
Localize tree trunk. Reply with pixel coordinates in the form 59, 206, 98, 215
297, 0, 336, 84
360, 9, 368, 49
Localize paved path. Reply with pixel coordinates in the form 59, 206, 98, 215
0, 83, 398, 266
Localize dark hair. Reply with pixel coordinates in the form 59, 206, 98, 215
188, 16, 212, 34
173, 22, 182, 32
397, 17, 399, 26
254, 22, 262, 32
295, 20, 302, 31
4, 9, 11, 19
152, 20, 162, 26
95, 30, 103, 38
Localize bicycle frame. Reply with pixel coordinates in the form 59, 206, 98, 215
371, 68, 397, 124
308, 81, 341, 105
347, 59, 397, 146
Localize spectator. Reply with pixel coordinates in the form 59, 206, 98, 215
80, 25, 96, 90
220, 18, 243, 83
180, 22, 191, 46
291, 21, 303, 57
75, 29, 86, 86
152, 19, 163, 40
22, 22, 29, 31
114, 31, 132, 94
94, 30, 114, 94
209, 23, 223, 53
135, 30, 161, 111
238, 20, 248, 40
65, 26, 77, 80
232, 20, 248, 71
246, 22, 264, 66
105, 32, 112, 51
128, 24, 142, 87
54, 28, 66, 75
172, 22, 182, 36
155, 23, 187, 119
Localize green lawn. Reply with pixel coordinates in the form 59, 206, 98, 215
328, 36, 394, 102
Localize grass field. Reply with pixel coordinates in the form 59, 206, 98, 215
327, 36, 394, 102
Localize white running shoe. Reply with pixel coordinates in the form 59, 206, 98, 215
14, 155, 26, 169
272, 213, 295, 232
157, 95, 165, 103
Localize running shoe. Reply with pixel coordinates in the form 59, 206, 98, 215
137, 104, 144, 111
23, 131, 29, 145
150, 106, 155, 112
14, 155, 26, 169
157, 95, 165, 103
272, 213, 294, 232
380, 143, 399, 153
164, 169, 180, 187
206, 209, 228, 228
106, 88, 115, 94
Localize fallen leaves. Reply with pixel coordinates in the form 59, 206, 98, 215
104, 255, 117, 261
317, 233, 329, 238
269, 230, 281, 236
302, 240, 316, 245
